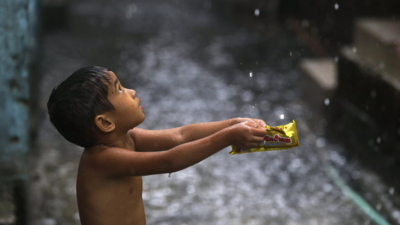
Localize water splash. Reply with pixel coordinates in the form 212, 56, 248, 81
324, 98, 330, 106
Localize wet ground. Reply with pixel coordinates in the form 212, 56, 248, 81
30, 0, 400, 224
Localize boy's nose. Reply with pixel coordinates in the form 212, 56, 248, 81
130, 89, 136, 98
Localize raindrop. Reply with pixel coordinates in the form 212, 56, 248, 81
376, 137, 381, 144
352, 47, 357, 53
324, 98, 330, 106
323, 183, 332, 192
249, 72, 253, 78
316, 138, 326, 148
290, 51, 292, 56
279, 114, 285, 119
389, 187, 395, 195
334, 3, 339, 10
254, 9, 260, 16
125, 4, 137, 19
334, 57, 339, 63
376, 203, 382, 211
371, 90, 376, 97
393, 211, 400, 224
379, 62, 385, 69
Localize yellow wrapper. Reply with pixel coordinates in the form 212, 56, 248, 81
230, 120, 299, 154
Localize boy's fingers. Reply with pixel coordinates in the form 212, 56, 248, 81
252, 119, 267, 127
259, 120, 267, 127
251, 127, 267, 136
251, 137, 264, 143
242, 120, 258, 128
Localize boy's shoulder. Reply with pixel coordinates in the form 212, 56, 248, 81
78, 133, 142, 177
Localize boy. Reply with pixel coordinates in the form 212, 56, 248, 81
47, 66, 267, 225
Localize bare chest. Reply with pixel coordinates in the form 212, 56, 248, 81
77, 167, 145, 224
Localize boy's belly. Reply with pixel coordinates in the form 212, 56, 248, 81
77, 175, 146, 225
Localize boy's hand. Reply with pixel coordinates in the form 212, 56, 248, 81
228, 121, 267, 150
232, 117, 267, 128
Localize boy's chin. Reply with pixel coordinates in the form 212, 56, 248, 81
133, 115, 145, 126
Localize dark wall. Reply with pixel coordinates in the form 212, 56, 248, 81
279, 0, 400, 50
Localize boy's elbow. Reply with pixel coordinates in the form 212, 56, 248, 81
176, 128, 185, 144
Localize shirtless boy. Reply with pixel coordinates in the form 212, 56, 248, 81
47, 66, 267, 225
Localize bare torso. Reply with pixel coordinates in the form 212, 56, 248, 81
77, 143, 146, 225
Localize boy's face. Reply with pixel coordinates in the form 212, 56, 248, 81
106, 71, 145, 130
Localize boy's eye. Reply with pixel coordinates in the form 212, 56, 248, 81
119, 86, 123, 93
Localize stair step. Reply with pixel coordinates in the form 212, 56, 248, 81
354, 19, 400, 80
299, 58, 337, 91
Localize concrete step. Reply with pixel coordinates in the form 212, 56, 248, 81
298, 46, 400, 165
354, 19, 400, 81
298, 58, 337, 120
334, 46, 400, 157
339, 46, 400, 130
300, 58, 337, 91
299, 56, 400, 224
330, 19, 400, 164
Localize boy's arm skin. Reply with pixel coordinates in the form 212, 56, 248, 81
91, 121, 266, 177
129, 118, 267, 152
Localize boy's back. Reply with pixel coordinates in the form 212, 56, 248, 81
77, 140, 146, 225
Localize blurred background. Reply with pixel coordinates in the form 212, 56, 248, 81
1, 0, 400, 224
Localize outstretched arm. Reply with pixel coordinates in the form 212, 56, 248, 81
130, 118, 267, 152
92, 122, 266, 177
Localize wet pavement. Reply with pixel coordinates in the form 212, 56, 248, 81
31, 0, 400, 224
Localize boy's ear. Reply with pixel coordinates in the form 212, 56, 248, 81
94, 114, 115, 133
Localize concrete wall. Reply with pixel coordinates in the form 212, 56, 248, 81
0, 0, 39, 224
0, 0, 38, 174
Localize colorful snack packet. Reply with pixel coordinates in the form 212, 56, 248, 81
230, 120, 299, 154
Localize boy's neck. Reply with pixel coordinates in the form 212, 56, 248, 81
97, 129, 133, 149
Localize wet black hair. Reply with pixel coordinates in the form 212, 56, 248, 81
47, 66, 115, 148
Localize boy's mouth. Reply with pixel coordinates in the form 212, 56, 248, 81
138, 99, 142, 110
